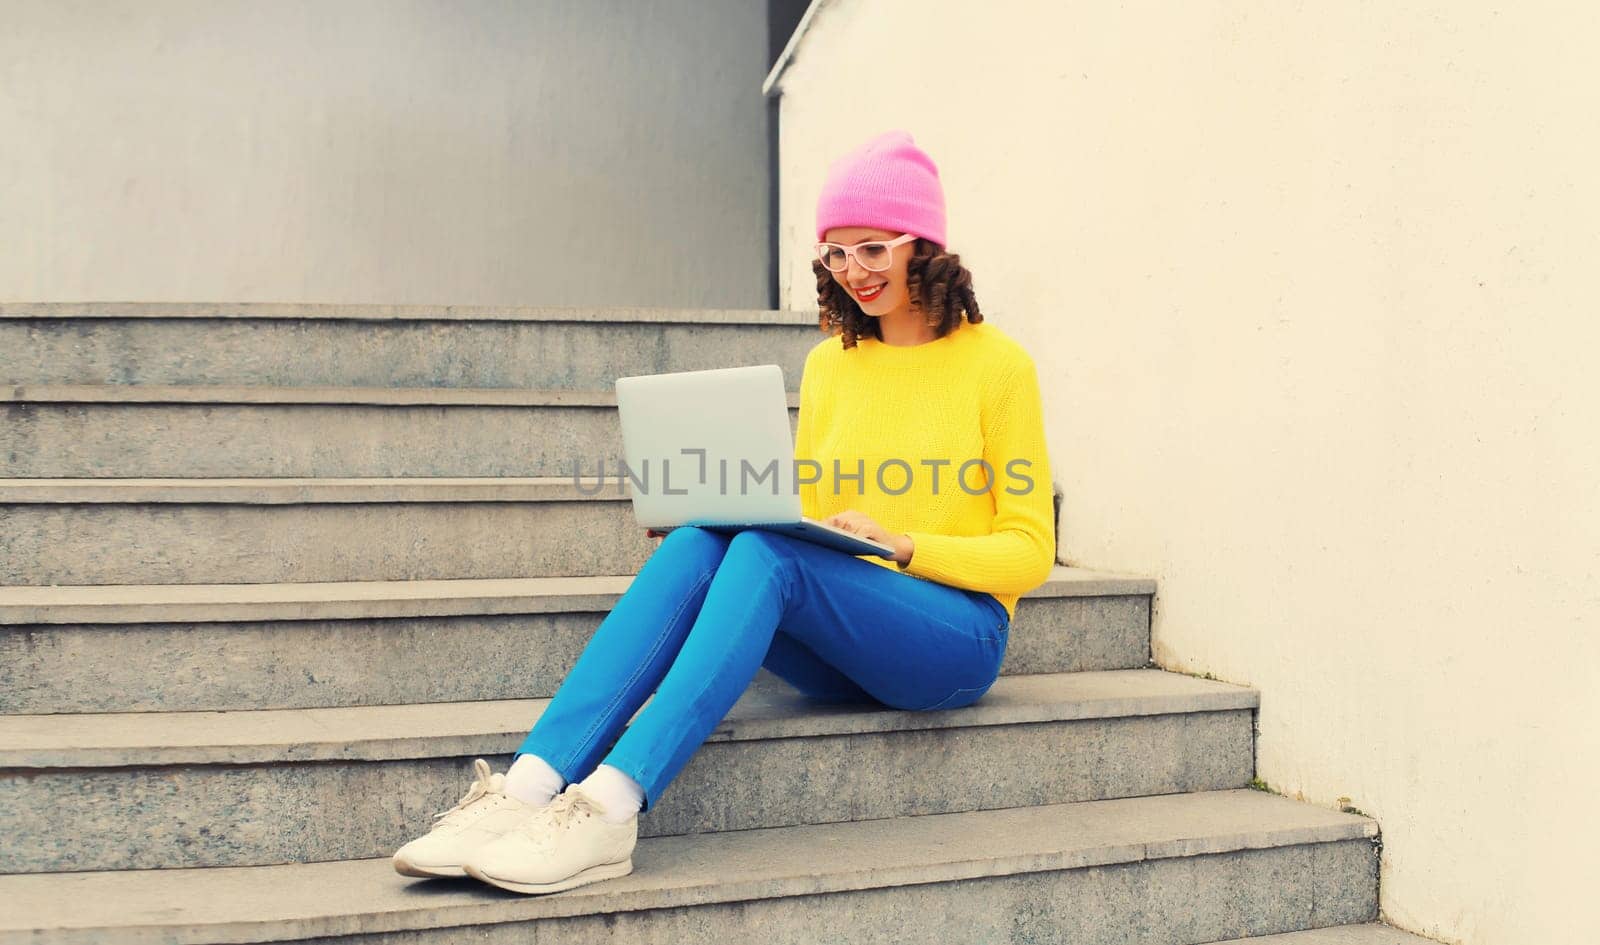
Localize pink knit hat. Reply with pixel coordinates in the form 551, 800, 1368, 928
815, 130, 946, 247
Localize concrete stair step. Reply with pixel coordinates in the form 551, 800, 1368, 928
0, 384, 799, 478
0, 302, 820, 389
0, 788, 1380, 945
0, 669, 1256, 873
0, 567, 1153, 713
1, 476, 1054, 587
0, 477, 656, 585
4, 476, 1056, 588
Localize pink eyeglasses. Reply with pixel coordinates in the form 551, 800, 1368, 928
814, 233, 918, 273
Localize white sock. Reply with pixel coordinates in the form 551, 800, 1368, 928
575, 763, 645, 823
504, 753, 566, 807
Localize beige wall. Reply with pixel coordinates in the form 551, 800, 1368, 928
771, 2, 1598, 942
0, 0, 771, 307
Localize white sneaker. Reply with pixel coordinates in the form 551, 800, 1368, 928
393, 758, 539, 878
463, 783, 637, 895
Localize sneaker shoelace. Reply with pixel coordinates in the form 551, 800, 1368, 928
432, 757, 497, 825
523, 787, 604, 837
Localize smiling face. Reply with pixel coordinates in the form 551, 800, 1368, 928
822, 226, 916, 321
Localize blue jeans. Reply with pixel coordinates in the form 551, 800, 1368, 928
516, 526, 1011, 813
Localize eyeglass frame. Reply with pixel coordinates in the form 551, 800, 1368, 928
813, 232, 919, 273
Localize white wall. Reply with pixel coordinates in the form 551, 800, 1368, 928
772, 2, 1598, 942
0, 0, 771, 307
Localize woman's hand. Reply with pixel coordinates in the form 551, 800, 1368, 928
826, 510, 914, 565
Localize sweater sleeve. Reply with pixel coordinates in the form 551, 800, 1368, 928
898, 355, 1057, 596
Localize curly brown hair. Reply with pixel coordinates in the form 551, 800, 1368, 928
810, 238, 984, 349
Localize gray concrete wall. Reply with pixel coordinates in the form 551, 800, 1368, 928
0, 0, 771, 307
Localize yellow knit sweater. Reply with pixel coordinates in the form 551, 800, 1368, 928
795, 318, 1056, 622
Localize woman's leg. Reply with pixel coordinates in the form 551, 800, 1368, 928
514, 525, 733, 783
600, 527, 1011, 813
760, 630, 876, 704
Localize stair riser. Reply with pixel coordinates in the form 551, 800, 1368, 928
0, 403, 793, 478
295, 841, 1378, 945
0, 711, 1252, 873
0, 499, 658, 586
1, 595, 1150, 713
0, 318, 819, 390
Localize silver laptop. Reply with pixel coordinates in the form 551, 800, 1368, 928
614, 364, 896, 558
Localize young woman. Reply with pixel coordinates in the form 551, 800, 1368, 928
392, 129, 1057, 895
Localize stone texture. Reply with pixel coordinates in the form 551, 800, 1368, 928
1, 610, 601, 713
0, 671, 1258, 872
0, 491, 655, 585
0, 566, 1156, 624
1, 670, 1251, 766
304, 845, 1380, 945
0, 588, 1151, 713
0, 306, 820, 389
0, 573, 640, 624
0, 789, 1379, 945
0, 398, 797, 478
0, 303, 819, 321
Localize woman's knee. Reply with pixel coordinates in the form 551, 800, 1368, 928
722, 530, 801, 573
648, 525, 732, 570
659, 525, 728, 552
725, 528, 790, 556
